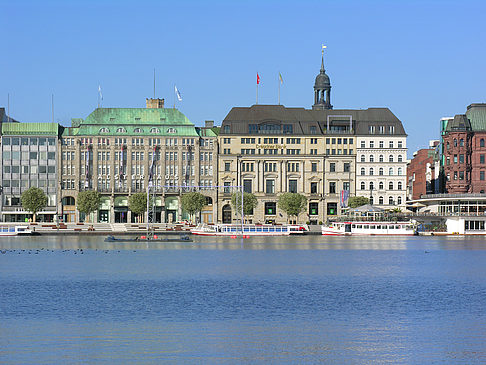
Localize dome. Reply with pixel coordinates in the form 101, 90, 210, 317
314, 72, 330, 88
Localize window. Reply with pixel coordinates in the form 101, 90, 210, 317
360, 141, 365, 148
481, 171, 485, 181
482, 155, 485, 164
370, 141, 374, 148
361, 182, 365, 190
369, 182, 374, 190
344, 163, 350, 172
134, 128, 143, 133
361, 168, 365, 175
389, 197, 394, 205
310, 126, 317, 134
243, 179, 252, 193
398, 155, 403, 162
447, 157, 450, 165
454, 155, 458, 164
389, 155, 394, 162
481, 139, 485, 147
454, 138, 457, 147
117, 127, 127, 133
379, 155, 384, 162
398, 168, 402, 175
379, 196, 384, 205
379, 167, 384, 175
224, 182, 231, 193
150, 128, 160, 134
311, 163, 317, 172
309, 202, 318, 215
266, 179, 275, 194
265, 202, 276, 215
389, 141, 394, 148
343, 182, 350, 191
369, 168, 374, 176
379, 141, 384, 148
224, 162, 230, 172
460, 139, 464, 147
289, 180, 297, 193
389, 182, 394, 190
327, 203, 337, 215
389, 167, 393, 175
459, 154, 464, 164
379, 181, 384, 190
369, 155, 374, 162
398, 182, 402, 190
329, 182, 336, 194
459, 171, 465, 180
310, 182, 318, 194
330, 163, 336, 172
361, 155, 365, 162
397, 141, 403, 148
397, 197, 402, 204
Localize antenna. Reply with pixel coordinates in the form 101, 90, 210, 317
153, 68, 156, 98
51, 94, 54, 122
7, 93, 10, 122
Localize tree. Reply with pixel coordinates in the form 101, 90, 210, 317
347, 196, 369, 208
21, 187, 47, 222
129, 192, 147, 222
231, 192, 258, 222
77, 191, 101, 223
181, 192, 207, 223
277, 192, 307, 222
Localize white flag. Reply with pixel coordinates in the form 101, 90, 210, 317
98, 85, 103, 100
175, 85, 182, 101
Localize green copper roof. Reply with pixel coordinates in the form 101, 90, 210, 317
2, 122, 59, 135
67, 107, 199, 136
466, 104, 486, 131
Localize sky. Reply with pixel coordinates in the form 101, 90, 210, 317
1, 0, 485, 155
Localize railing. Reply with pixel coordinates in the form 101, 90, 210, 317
420, 193, 486, 199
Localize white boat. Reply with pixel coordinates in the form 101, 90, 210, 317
0, 225, 34, 236
191, 223, 308, 236
322, 221, 415, 236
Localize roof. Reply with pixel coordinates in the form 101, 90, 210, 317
1, 122, 59, 136
466, 104, 486, 131
66, 107, 199, 137
349, 204, 385, 213
220, 104, 407, 136
445, 114, 471, 132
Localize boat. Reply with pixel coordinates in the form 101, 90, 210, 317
104, 234, 193, 243
322, 221, 416, 236
0, 225, 35, 236
191, 223, 308, 236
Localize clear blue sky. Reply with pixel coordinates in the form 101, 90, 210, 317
1, 0, 485, 155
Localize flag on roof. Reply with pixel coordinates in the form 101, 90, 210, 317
175, 85, 182, 101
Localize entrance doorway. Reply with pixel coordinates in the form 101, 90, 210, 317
99, 210, 109, 223
115, 210, 127, 223
222, 204, 232, 224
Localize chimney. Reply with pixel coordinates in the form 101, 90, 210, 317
205, 120, 214, 128
146, 98, 165, 109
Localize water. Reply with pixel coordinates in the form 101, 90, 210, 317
1, 235, 486, 364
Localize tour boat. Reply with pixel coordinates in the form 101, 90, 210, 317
0, 226, 34, 236
191, 223, 308, 236
322, 221, 416, 236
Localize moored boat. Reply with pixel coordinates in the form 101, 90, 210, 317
191, 223, 308, 236
322, 221, 416, 236
104, 234, 192, 243
0, 226, 35, 236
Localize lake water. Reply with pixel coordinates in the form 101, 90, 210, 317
1, 235, 486, 364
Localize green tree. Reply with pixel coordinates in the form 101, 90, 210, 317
347, 196, 369, 208
277, 192, 307, 222
129, 192, 147, 222
21, 187, 47, 222
77, 191, 101, 223
231, 192, 258, 222
181, 192, 207, 223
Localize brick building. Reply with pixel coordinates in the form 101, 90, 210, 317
407, 140, 439, 200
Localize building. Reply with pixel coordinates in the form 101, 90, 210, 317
0, 122, 60, 222
217, 53, 408, 224
59, 99, 218, 223
407, 140, 440, 200
441, 104, 486, 193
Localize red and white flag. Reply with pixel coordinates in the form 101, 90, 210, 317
257, 73, 260, 85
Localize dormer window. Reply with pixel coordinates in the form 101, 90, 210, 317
150, 127, 160, 134
167, 128, 177, 134
116, 127, 127, 133
134, 128, 143, 133
99, 127, 110, 133
135, 117, 141, 121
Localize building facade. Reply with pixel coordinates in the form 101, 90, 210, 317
407, 140, 440, 200
0, 122, 60, 222
59, 99, 218, 224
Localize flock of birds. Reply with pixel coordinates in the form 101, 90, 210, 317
0, 248, 137, 254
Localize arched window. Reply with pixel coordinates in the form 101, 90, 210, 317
389, 155, 394, 162
361, 155, 365, 162
134, 128, 143, 133
369, 182, 374, 190
369, 155, 374, 162
167, 128, 177, 134
361, 168, 366, 176
361, 182, 365, 190
116, 127, 126, 133
398, 167, 402, 175
150, 127, 160, 134
389, 181, 394, 190
397, 196, 402, 204
369, 168, 374, 176
397, 182, 402, 190
397, 155, 403, 162
99, 127, 110, 133
389, 167, 394, 175
481, 139, 485, 147
447, 141, 450, 150
379, 196, 384, 205
389, 196, 394, 205
379, 155, 384, 162
379, 167, 384, 175
454, 138, 457, 147
370, 197, 374, 205
379, 181, 384, 190
460, 139, 464, 147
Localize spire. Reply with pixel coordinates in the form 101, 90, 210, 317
313, 45, 332, 110
321, 44, 326, 73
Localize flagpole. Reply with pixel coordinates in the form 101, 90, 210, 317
51, 94, 54, 122
174, 84, 176, 108
256, 73, 258, 105
278, 73, 280, 105
153, 68, 156, 98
